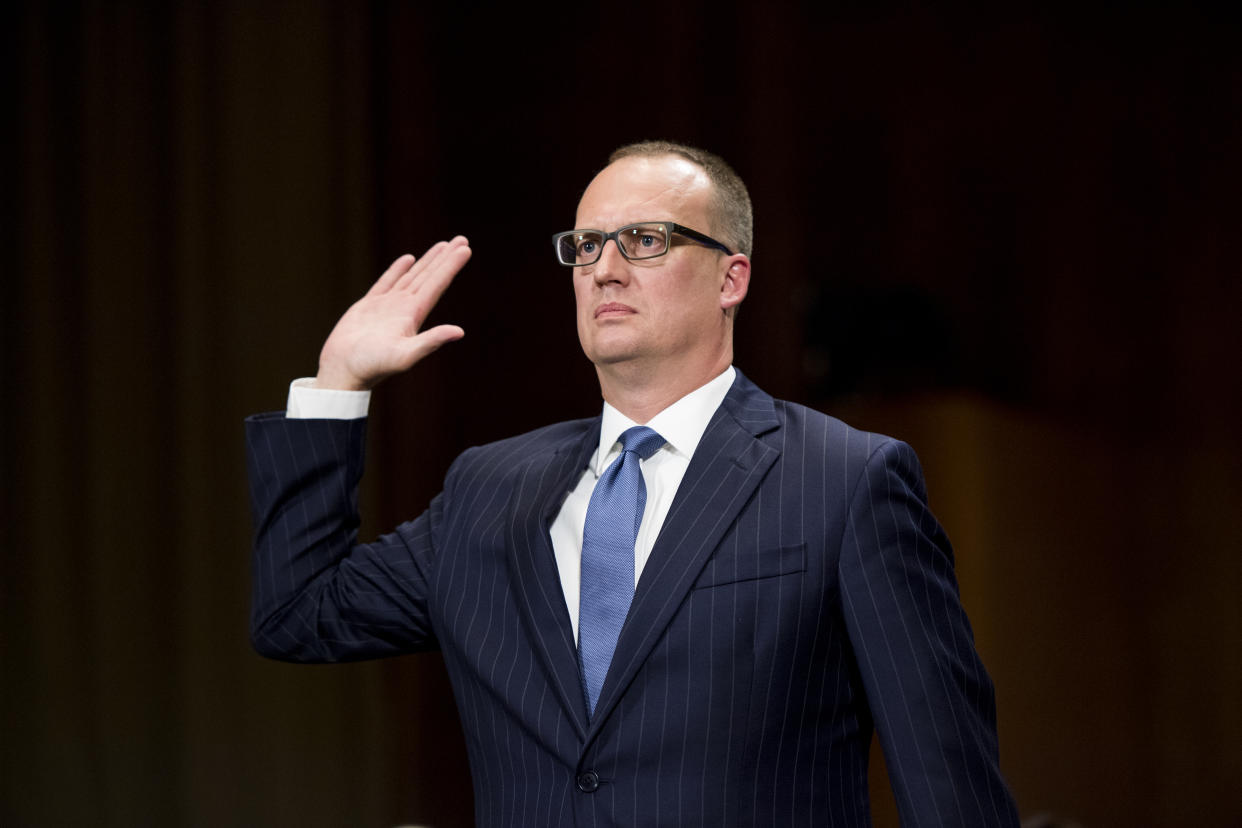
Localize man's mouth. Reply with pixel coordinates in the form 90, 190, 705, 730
595, 302, 635, 318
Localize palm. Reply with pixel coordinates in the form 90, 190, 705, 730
317, 237, 472, 390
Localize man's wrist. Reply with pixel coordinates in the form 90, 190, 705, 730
313, 365, 371, 392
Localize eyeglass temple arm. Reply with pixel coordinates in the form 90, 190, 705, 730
671, 224, 733, 255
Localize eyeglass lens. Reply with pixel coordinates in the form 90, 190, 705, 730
558, 223, 671, 265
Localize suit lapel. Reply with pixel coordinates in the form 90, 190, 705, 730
506, 421, 599, 741
588, 372, 782, 735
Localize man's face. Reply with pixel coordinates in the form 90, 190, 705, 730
573, 155, 737, 375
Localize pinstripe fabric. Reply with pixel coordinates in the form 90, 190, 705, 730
246, 371, 1019, 827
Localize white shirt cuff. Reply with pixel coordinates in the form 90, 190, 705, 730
286, 378, 371, 419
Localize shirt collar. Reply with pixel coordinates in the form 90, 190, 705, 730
592, 366, 736, 476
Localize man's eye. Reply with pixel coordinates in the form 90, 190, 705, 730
638, 234, 657, 247
577, 240, 598, 255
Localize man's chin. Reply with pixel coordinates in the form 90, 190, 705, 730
589, 349, 642, 367
582, 333, 645, 367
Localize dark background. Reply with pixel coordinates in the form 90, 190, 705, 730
4, 2, 1240, 826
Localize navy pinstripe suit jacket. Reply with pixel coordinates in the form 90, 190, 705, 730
246, 371, 1019, 827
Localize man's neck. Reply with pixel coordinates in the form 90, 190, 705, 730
596, 352, 733, 424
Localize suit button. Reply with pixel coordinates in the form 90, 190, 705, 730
576, 770, 600, 793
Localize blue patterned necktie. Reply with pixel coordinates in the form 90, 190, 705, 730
578, 425, 666, 718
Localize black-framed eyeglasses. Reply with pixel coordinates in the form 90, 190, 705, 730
552, 222, 733, 267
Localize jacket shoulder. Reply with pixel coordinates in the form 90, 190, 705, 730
762, 394, 899, 463
444, 416, 596, 484
728, 369, 896, 460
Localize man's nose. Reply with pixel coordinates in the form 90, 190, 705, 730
592, 239, 630, 285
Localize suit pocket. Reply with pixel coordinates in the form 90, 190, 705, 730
693, 542, 807, 589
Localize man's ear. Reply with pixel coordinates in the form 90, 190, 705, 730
719, 254, 750, 311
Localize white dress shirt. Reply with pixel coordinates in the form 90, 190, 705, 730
287, 366, 736, 642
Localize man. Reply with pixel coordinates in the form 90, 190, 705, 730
246, 141, 1020, 826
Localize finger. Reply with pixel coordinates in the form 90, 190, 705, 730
393, 239, 456, 292
395, 324, 465, 369
368, 253, 416, 296
397, 235, 471, 294
409, 240, 472, 314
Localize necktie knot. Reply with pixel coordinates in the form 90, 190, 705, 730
618, 425, 665, 462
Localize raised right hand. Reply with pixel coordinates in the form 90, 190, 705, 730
315, 236, 472, 391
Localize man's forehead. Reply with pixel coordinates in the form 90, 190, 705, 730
575, 155, 712, 225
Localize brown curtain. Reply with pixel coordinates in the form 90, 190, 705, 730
5, 3, 1240, 826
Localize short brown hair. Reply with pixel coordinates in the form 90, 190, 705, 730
608, 141, 753, 258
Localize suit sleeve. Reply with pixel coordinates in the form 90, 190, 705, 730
244, 411, 446, 663
838, 438, 1020, 827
